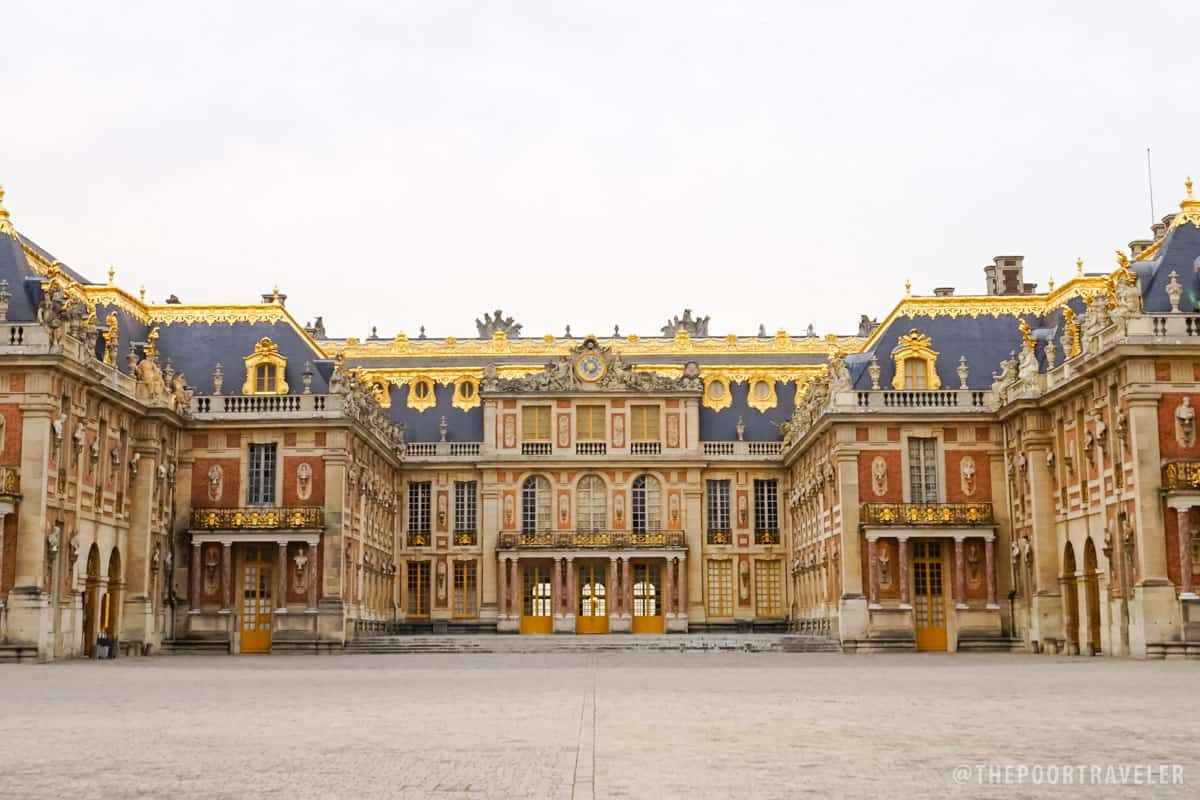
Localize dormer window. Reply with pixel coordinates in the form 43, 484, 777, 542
891, 329, 940, 391
241, 337, 289, 395
902, 358, 927, 390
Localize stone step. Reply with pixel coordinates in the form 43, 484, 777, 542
957, 636, 1026, 654
160, 639, 230, 656
0, 643, 39, 664
345, 633, 840, 655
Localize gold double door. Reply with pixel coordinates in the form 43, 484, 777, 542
913, 541, 947, 651
521, 562, 554, 634
240, 547, 273, 654
576, 561, 608, 634
631, 561, 664, 634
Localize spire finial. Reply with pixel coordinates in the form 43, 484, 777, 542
1048, 274, 1055, 292
1187, 176, 1194, 199
0, 185, 12, 235
1076, 257, 1084, 277
139, 285, 146, 303
108, 265, 115, 285
904, 278, 911, 297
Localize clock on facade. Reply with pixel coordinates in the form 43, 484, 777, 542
575, 353, 606, 382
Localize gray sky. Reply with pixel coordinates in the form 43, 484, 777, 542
3, 1, 1196, 340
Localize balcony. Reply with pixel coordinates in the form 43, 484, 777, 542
630, 441, 661, 455
860, 502, 994, 527
497, 530, 686, 550
576, 441, 607, 455
407, 530, 431, 547
853, 390, 991, 410
191, 506, 324, 530
707, 528, 733, 545
404, 442, 482, 460
191, 393, 340, 419
453, 530, 478, 546
1163, 461, 1200, 491
521, 441, 552, 456
755, 528, 781, 545
702, 441, 783, 459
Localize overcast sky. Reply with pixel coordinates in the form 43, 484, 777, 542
3, 2, 1196, 340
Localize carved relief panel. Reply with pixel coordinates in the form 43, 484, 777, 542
502, 414, 516, 449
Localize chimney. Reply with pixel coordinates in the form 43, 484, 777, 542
986, 256, 1025, 295
1129, 239, 1153, 258
933, 287, 955, 297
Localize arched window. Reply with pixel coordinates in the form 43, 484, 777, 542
576, 475, 607, 532
631, 474, 662, 532
521, 475, 551, 533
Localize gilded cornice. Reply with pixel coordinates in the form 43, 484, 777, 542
333, 330, 864, 361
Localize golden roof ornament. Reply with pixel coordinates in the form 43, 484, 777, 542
108, 265, 115, 285
139, 285, 146, 303
904, 278, 912, 297
0, 185, 13, 235
1019, 319, 1035, 353
1048, 275, 1055, 291
1076, 257, 1084, 277
1169, 175, 1200, 231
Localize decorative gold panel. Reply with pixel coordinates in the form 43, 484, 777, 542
703, 376, 731, 412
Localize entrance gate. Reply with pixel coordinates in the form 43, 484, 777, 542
576, 561, 608, 634
913, 541, 947, 651
240, 545, 273, 653
521, 562, 553, 634
631, 561, 663, 633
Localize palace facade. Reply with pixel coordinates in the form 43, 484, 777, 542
1, 179, 1199, 661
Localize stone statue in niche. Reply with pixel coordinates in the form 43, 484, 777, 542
207, 464, 223, 502
1176, 397, 1196, 448
203, 544, 220, 595
669, 493, 680, 524
437, 492, 448, 529
966, 541, 983, 589
877, 541, 892, 589
293, 548, 309, 594
870, 456, 888, 497
960, 456, 976, 497
503, 494, 514, 527
738, 559, 750, 600
297, 462, 312, 501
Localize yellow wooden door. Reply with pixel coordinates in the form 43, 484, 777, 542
631, 561, 664, 634
521, 563, 553, 634
240, 562, 273, 653
576, 562, 609, 634
913, 541, 947, 652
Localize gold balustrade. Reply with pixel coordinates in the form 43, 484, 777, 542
497, 530, 686, 550
860, 502, 993, 526
191, 506, 324, 530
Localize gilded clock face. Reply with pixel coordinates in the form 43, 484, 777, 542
575, 354, 606, 382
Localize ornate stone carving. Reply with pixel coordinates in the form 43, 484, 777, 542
877, 541, 891, 589
1166, 270, 1183, 313
660, 309, 709, 337
738, 559, 750, 600
960, 455, 976, 497
870, 456, 888, 497
297, 462, 312, 501
1176, 397, 1196, 449
957, 355, 969, 390
203, 544, 220, 595
966, 541, 983, 589
475, 309, 522, 339
293, 548, 309, 594
868, 356, 881, 390
482, 336, 702, 394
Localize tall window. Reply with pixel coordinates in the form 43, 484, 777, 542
754, 479, 779, 544
408, 481, 432, 532
706, 480, 731, 544
576, 475, 607, 531
755, 560, 783, 617
630, 405, 660, 441
522, 406, 551, 441
522, 475, 552, 533
902, 359, 927, 390
454, 481, 477, 535
576, 405, 606, 441
706, 560, 733, 617
631, 474, 662, 532
908, 437, 938, 503
453, 561, 477, 617
407, 561, 430, 617
247, 443, 276, 505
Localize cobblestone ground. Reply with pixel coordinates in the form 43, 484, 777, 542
0, 652, 1196, 799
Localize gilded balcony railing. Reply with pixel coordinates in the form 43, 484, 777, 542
407, 530, 431, 547
755, 528, 781, 545
497, 530, 686, 549
0, 466, 21, 498
860, 502, 994, 526
1163, 461, 1200, 490
707, 528, 733, 545
191, 507, 324, 530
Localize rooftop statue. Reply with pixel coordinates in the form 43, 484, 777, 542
661, 309, 710, 337
475, 309, 522, 339
482, 336, 702, 394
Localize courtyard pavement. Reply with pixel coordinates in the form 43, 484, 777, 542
0, 652, 1195, 799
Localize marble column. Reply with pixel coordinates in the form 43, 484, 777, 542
954, 537, 967, 609
984, 537, 998, 607
1177, 507, 1196, 598
608, 557, 617, 615
565, 556, 576, 618
306, 544, 318, 612
0, 511, 7, 605
867, 539, 879, 607
276, 541, 288, 613
220, 542, 233, 612
664, 557, 675, 616
677, 555, 688, 620
498, 556, 509, 618
189, 541, 201, 612
898, 537, 910, 607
